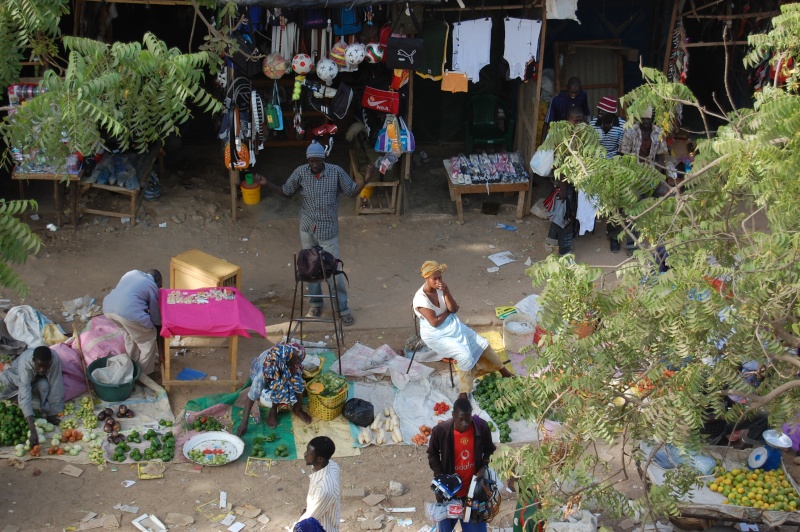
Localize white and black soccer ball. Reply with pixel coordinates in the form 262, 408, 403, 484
316, 58, 339, 86
345, 43, 366, 66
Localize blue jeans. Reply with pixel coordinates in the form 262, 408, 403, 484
299, 231, 350, 316
436, 519, 487, 532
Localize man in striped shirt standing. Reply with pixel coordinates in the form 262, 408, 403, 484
590, 97, 626, 253
256, 141, 376, 326
296, 436, 341, 532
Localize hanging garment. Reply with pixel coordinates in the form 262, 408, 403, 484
504, 18, 542, 81
451, 19, 492, 82
576, 190, 598, 235
416, 20, 449, 81
546, 0, 580, 22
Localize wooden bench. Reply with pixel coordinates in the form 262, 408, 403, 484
79, 143, 165, 227
349, 148, 400, 215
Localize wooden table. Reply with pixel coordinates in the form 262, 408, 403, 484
443, 160, 530, 224
159, 287, 266, 393
11, 167, 80, 233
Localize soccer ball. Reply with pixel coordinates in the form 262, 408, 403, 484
330, 40, 349, 67
262, 53, 287, 79
316, 58, 338, 86
345, 43, 366, 66
291, 53, 313, 75
365, 43, 384, 64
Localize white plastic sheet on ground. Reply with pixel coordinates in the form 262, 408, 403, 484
332, 343, 433, 390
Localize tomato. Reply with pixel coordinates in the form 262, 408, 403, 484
203, 449, 213, 454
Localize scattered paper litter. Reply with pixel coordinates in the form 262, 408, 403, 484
81, 512, 98, 522
60, 464, 84, 477
121, 480, 136, 487
233, 503, 261, 518
227, 523, 245, 532
487, 251, 516, 267
112, 504, 140, 514
487, 267, 500, 273
221, 513, 236, 526
524, 257, 532, 266
165, 513, 194, 526
158, 222, 167, 228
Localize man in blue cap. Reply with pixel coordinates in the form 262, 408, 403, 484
256, 141, 376, 326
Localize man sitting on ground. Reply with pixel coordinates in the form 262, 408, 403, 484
0, 346, 64, 448
103, 269, 162, 375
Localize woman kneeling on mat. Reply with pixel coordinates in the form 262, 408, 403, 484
413, 261, 513, 399
237, 342, 312, 435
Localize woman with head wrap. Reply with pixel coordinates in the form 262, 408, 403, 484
413, 261, 513, 399
237, 342, 312, 434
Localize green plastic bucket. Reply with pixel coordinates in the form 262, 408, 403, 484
86, 358, 141, 402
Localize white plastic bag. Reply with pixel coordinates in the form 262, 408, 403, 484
530, 148, 554, 177
91, 354, 134, 385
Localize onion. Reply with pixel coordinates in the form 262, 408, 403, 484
112, 422, 121, 432
105, 417, 115, 426
111, 430, 119, 438
118, 404, 128, 416
103, 424, 113, 433
125, 410, 135, 418
97, 411, 107, 421
103, 407, 114, 417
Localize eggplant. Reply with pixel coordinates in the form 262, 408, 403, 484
111, 430, 119, 438
107, 435, 115, 443
103, 407, 114, 417
105, 417, 115, 427
112, 421, 121, 432
97, 411, 107, 422
103, 424, 113, 433
125, 410, 135, 418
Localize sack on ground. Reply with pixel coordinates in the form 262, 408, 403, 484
342, 398, 375, 427
530, 197, 550, 220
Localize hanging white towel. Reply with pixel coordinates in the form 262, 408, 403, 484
452, 19, 492, 82
504, 18, 542, 80
546, 0, 580, 23
576, 190, 599, 235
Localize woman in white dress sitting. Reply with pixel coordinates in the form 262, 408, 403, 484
413, 260, 513, 399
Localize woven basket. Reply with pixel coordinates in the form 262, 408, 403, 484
306, 380, 348, 421
302, 356, 325, 381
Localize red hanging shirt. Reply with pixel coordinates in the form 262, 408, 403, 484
453, 424, 476, 497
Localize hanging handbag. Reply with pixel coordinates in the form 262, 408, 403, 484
362, 85, 400, 115
229, 32, 262, 78
389, 3, 426, 36
375, 115, 414, 153
266, 81, 284, 131
441, 70, 469, 93
398, 117, 415, 153
385, 3, 424, 70
224, 107, 250, 170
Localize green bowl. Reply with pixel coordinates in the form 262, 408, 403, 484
86, 357, 141, 402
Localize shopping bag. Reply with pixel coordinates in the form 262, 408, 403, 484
385, 36, 425, 70
266, 81, 284, 131
529, 148, 554, 176
398, 117, 415, 153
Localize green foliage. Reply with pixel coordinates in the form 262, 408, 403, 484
0, 200, 40, 296
1, 33, 221, 167
0, 0, 68, 89
745, 3, 800, 91
494, 9, 800, 525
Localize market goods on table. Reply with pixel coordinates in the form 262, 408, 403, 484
707, 467, 800, 511
183, 431, 244, 466
473, 373, 512, 442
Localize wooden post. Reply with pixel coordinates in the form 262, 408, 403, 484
525, 3, 547, 214
229, 168, 238, 222
400, 73, 414, 216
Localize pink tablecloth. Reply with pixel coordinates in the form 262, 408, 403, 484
159, 288, 267, 339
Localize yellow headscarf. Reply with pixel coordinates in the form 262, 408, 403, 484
420, 260, 447, 279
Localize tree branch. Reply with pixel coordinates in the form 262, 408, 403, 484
772, 319, 800, 348
718, 379, 800, 407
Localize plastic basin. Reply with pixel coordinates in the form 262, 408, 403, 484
86, 357, 141, 402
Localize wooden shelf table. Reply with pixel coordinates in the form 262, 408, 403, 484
443, 159, 530, 224
11, 167, 80, 235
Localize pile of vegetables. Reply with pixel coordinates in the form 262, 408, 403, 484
251, 434, 278, 458
412, 425, 432, 446
433, 402, 450, 415
311, 373, 347, 398
0, 401, 28, 446
274, 443, 289, 457
89, 447, 105, 465
473, 373, 516, 442
191, 415, 222, 432
143, 430, 176, 461
158, 419, 174, 427
75, 396, 97, 428
358, 407, 402, 445
188, 446, 232, 465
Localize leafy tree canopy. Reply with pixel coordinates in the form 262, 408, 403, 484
492, 3, 800, 525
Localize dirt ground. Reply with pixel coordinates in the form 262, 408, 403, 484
0, 135, 638, 531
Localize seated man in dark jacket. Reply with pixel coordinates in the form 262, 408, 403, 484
427, 398, 496, 532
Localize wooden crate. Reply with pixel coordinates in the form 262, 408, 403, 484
170, 249, 241, 290
349, 149, 399, 215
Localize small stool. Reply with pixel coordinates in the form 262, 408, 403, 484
406, 308, 456, 388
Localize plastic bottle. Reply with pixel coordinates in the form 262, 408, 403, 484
245, 173, 254, 185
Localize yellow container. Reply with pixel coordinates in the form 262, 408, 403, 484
241, 182, 261, 205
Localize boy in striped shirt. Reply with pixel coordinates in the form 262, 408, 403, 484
296, 436, 341, 531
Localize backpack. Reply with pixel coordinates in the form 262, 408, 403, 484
333, 7, 362, 36
296, 246, 349, 284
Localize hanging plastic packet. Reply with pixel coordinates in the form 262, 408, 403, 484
376, 154, 399, 174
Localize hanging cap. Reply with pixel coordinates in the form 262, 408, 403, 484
597, 96, 618, 114
306, 140, 326, 159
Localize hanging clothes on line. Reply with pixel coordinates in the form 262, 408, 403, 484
452, 19, 492, 82
504, 18, 542, 81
